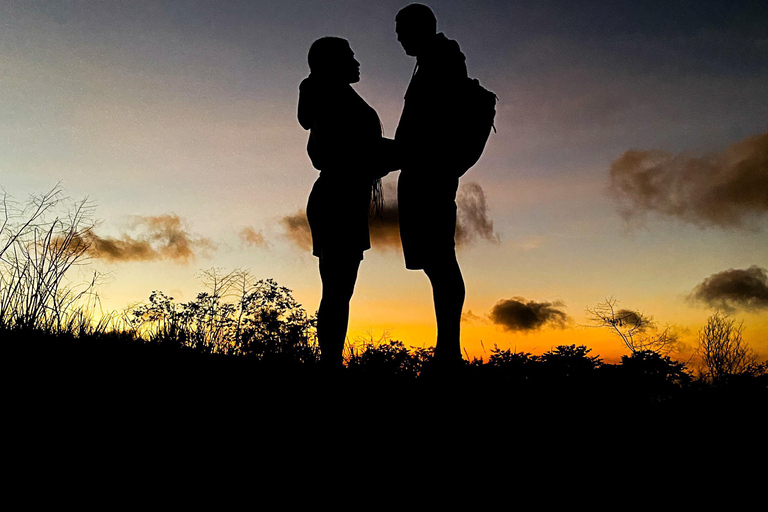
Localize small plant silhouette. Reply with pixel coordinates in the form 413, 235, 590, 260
1, 186, 106, 335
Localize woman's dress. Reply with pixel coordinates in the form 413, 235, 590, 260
298, 75, 389, 260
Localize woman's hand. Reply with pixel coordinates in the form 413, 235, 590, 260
374, 137, 400, 177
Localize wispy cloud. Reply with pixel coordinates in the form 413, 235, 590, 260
517, 235, 545, 251
460, 309, 485, 325
489, 297, 571, 332
88, 215, 214, 263
689, 265, 768, 312
609, 131, 768, 229
238, 226, 267, 248
456, 182, 500, 246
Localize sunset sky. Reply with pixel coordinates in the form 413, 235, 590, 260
3, 0, 767, 363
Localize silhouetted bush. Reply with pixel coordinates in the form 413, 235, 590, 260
129, 272, 319, 365
238, 278, 318, 364
539, 344, 602, 376
530, 344, 601, 391
620, 350, 691, 385
346, 339, 424, 378
481, 345, 536, 385
605, 350, 692, 403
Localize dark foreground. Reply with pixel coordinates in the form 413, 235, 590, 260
8, 332, 765, 424
5, 330, 766, 484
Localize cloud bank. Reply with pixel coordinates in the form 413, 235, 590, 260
609, 131, 768, 229
88, 215, 213, 263
689, 265, 768, 312
489, 297, 571, 332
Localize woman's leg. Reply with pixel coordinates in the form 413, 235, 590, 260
317, 256, 361, 369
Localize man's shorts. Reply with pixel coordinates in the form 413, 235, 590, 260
397, 172, 459, 270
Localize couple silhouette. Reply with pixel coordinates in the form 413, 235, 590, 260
298, 4, 488, 374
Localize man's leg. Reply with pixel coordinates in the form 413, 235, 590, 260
423, 254, 465, 365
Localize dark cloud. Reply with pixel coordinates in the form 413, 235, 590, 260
88, 215, 214, 263
280, 210, 313, 252
609, 131, 768, 229
239, 226, 266, 248
490, 297, 571, 332
613, 309, 647, 331
689, 265, 768, 312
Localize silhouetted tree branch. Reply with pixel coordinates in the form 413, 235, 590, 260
587, 298, 678, 355
696, 312, 759, 383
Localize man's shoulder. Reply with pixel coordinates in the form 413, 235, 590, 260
434, 33, 462, 54
422, 33, 467, 78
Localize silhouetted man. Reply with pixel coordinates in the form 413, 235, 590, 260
395, 4, 468, 369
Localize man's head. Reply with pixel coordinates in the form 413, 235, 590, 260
308, 37, 360, 83
395, 4, 437, 56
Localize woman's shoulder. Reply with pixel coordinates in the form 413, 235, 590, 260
298, 76, 348, 127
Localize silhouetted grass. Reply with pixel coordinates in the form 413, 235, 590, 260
6, 325, 765, 420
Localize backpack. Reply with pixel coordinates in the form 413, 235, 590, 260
454, 77, 497, 176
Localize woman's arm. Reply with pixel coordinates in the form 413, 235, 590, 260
373, 138, 400, 178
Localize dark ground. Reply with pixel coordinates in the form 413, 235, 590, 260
5, 330, 765, 483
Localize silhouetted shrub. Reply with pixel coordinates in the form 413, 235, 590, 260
611, 350, 692, 402
483, 345, 536, 384
538, 344, 602, 379
130, 272, 318, 365
238, 278, 318, 365
346, 339, 424, 378
620, 350, 691, 384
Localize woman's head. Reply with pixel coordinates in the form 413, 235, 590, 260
308, 37, 360, 83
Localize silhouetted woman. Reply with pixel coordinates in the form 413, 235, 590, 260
298, 37, 397, 370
